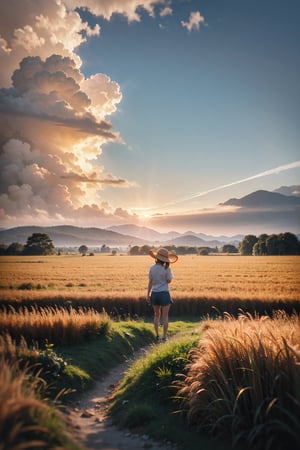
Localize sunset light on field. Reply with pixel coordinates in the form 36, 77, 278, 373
0, 0, 299, 235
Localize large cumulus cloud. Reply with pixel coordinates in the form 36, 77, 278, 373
0, 0, 165, 227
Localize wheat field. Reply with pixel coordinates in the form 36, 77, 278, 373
0, 254, 299, 303
178, 312, 300, 449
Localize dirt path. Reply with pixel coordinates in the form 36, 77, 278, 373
67, 347, 177, 450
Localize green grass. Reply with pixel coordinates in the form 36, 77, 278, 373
56, 318, 201, 396
108, 329, 233, 450
0, 320, 157, 450
54, 321, 155, 397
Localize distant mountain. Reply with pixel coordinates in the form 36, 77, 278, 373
221, 190, 300, 208
273, 185, 300, 197
107, 224, 240, 247
163, 234, 220, 247
183, 230, 244, 243
1, 189, 298, 248
0, 224, 241, 248
0, 225, 148, 247
107, 224, 180, 242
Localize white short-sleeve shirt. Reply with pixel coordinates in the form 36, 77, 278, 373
149, 263, 173, 292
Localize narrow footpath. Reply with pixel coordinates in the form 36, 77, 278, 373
67, 348, 177, 450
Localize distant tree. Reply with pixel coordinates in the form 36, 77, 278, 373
186, 246, 197, 254
258, 233, 268, 242
222, 244, 238, 254
139, 245, 151, 255
199, 248, 209, 255
6, 242, 24, 255
265, 234, 280, 255
79, 245, 88, 256
129, 245, 140, 255
101, 244, 111, 253
254, 234, 268, 255
253, 240, 266, 256
0, 244, 7, 255
239, 235, 258, 255
199, 247, 215, 255
252, 232, 299, 255
176, 246, 188, 255
23, 233, 55, 255
278, 232, 300, 255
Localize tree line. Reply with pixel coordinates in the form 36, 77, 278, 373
239, 232, 300, 255
129, 232, 300, 256
1, 231, 299, 256
0, 233, 56, 256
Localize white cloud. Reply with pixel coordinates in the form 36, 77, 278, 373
0, 0, 97, 87
64, 0, 168, 22
0, 54, 120, 138
181, 11, 205, 32
0, 0, 171, 227
160, 7, 172, 17
81, 73, 123, 120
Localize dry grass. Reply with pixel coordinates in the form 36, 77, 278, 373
0, 305, 112, 345
0, 254, 299, 303
177, 312, 300, 449
0, 254, 299, 317
0, 359, 80, 450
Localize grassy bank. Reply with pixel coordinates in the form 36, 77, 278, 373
108, 331, 232, 450
0, 319, 199, 449
108, 313, 300, 450
1, 304, 299, 450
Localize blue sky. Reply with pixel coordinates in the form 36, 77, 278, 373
0, 0, 299, 234
78, 0, 300, 217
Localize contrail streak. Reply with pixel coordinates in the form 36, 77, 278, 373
162, 160, 300, 208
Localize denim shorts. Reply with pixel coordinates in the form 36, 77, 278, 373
150, 291, 173, 306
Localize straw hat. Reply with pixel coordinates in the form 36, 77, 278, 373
149, 247, 178, 264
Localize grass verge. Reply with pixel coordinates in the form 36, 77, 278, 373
0, 319, 163, 449
0, 318, 232, 449
108, 329, 233, 450
54, 320, 155, 398
56, 319, 199, 397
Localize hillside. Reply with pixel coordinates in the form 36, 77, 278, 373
0, 225, 148, 247
107, 224, 180, 242
2, 188, 298, 248
222, 190, 300, 208
0, 225, 241, 248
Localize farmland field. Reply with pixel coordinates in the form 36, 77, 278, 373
0, 254, 299, 304
1, 254, 300, 450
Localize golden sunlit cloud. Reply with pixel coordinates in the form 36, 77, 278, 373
0, 0, 169, 228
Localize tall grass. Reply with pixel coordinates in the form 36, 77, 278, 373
0, 359, 81, 450
177, 312, 300, 450
0, 305, 111, 345
0, 333, 70, 388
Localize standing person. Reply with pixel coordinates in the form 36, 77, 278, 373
146, 247, 178, 341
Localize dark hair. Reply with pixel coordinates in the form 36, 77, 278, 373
156, 259, 169, 269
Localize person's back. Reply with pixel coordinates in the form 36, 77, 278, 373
149, 262, 172, 292
147, 248, 178, 341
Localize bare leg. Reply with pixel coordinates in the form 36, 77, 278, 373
153, 305, 161, 337
161, 305, 170, 339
